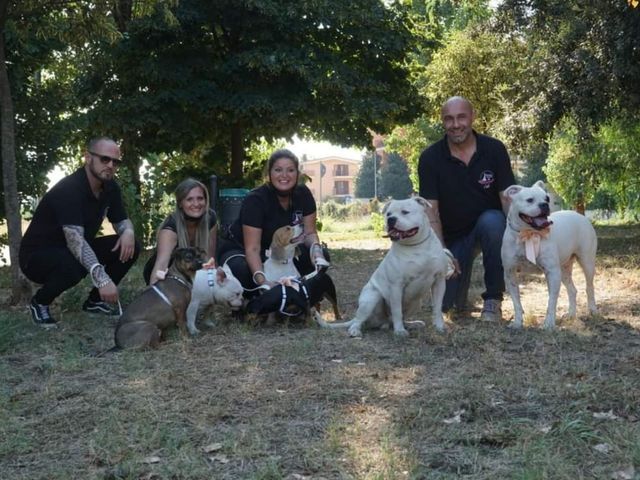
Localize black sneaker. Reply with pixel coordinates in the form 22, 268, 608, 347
29, 298, 58, 329
82, 299, 119, 316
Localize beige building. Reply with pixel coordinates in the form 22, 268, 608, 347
301, 156, 361, 203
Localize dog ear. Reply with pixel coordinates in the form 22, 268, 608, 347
503, 185, 523, 200
216, 267, 227, 283
532, 180, 547, 192
413, 196, 432, 211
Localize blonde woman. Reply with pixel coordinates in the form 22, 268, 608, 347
144, 178, 217, 284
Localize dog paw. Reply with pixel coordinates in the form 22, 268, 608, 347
507, 322, 523, 330
187, 327, 200, 336
434, 323, 447, 334
348, 326, 363, 337
394, 328, 409, 338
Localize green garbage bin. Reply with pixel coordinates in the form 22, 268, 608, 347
219, 188, 249, 233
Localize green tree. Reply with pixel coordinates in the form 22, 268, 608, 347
355, 152, 380, 199
379, 152, 413, 200
593, 118, 640, 215
75, 0, 420, 184
497, 0, 640, 138
544, 116, 599, 213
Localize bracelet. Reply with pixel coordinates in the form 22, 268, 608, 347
252, 270, 266, 285
310, 242, 323, 256
89, 263, 112, 289
95, 278, 112, 289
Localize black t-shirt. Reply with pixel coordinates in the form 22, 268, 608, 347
227, 184, 316, 253
159, 208, 217, 233
418, 133, 515, 242
20, 167, 127, 256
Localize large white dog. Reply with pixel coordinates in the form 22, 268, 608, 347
501, 181, 598, 329
322, 197, 453, 337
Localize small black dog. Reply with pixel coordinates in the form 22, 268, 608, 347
246, 268, 340, 325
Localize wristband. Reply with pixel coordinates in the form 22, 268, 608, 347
89, 263, 112, 289
252, 270, 266, 285
310, 242, 323, 256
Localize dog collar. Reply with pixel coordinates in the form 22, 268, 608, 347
167, 274, 191, 289
151, 284, 172, 307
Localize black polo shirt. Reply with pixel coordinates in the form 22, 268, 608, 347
20, 167, 127, 257
227, 184, 316, 253
418, 132, 515, 242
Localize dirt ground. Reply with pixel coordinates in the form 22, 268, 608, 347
0, 224, 639, 479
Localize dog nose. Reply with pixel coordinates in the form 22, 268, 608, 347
387, 216, 397, 229
540, 203, 550, 215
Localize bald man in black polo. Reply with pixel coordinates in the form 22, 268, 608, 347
418, 97, 515, 322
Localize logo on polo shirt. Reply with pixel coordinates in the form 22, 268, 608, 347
478, 171, 495, 189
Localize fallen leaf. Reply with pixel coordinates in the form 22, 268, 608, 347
143, 456, 161, 464
593, 443, 611, 454
443, 409, 466, 424
611, 465, 635, 479
209, 454, 230, 464
331, 359, 343, 363
593, 410, 619, 420
203, 443, 223, 453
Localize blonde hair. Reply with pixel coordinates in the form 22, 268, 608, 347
171, 178, 211, 254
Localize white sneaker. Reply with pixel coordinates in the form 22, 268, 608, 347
480, 299, 502, 322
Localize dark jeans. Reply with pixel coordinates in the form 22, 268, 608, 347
19, 235, 141, 305
443, 209, 506, 312
217, 237, 330, 299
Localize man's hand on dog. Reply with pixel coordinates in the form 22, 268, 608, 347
113, 230, 136, 262
99, 281, 119, 303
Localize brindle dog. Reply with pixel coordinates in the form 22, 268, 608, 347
114, 247, 205, 349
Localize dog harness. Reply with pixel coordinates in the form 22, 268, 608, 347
151, 275, 192, 307
275, 279, 310, 317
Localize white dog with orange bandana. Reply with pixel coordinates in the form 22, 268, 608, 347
501, 181, 597, 329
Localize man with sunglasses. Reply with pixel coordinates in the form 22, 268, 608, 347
19, 136, 140, 328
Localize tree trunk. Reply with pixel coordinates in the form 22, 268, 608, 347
0, 8, 32, 304
230, 122, 244, 180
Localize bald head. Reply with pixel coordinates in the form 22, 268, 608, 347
441, 96, 475, 146
441, 96, 474, 116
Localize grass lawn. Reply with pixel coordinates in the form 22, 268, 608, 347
0, 220, 639, 479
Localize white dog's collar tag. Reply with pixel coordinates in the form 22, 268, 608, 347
207, 269, 215, 287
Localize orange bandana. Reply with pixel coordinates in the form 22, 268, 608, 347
518, 228, 550, 264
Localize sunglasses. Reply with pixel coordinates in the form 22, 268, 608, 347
89, 151, 123, 167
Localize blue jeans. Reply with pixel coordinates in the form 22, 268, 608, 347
443, 209, 506, 312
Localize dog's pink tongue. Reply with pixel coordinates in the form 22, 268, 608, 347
533, 216, 551, 228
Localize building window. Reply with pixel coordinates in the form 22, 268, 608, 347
334, 164, 349, 176
334, 181, 349, 195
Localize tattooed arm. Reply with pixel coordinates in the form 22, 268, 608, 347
112, 218, 135, 262
62, 225, 119, 303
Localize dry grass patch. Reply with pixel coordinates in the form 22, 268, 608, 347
0, 223, 639, 479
